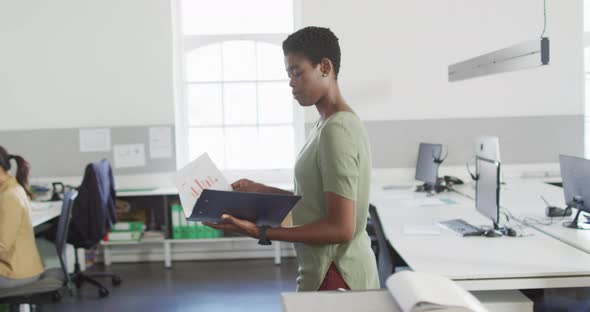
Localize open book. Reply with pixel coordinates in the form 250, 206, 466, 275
386, 271, 488, 312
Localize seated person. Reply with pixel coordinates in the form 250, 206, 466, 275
0, 146, 44, 288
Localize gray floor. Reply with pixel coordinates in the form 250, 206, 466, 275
31, 257, 590, 312
43, 258, 299, 312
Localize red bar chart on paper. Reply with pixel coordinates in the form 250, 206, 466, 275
171, 153, 232, 218
189, 176, 220, 198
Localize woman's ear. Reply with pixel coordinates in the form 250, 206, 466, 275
320, 58, 332, 77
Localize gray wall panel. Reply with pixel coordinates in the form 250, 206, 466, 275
1, 116, 582, 177
0, 126, 176, 177
306, 115, 584, 168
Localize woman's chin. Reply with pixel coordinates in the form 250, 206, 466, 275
296, 99, 315, 107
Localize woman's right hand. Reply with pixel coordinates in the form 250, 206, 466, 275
231, 179, 267, 193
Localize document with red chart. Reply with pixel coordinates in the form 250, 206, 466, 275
171, 153, 232, 219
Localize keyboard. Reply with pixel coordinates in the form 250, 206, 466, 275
438, 219, 484, 237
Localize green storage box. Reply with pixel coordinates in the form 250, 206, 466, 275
171, 204, 222, 239
111, 221, 144, 232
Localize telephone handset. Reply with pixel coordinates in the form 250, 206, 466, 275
443, 175, 464, 186
50, 182, 65, 201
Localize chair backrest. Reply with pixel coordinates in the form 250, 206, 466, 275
55, 190, 78, 281
368, 204, 394, 288
70, 159, 117, 248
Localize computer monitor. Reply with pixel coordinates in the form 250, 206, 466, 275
559, 154, 590, 230
475, 156, 500, 228
475, 136, 501, 162
415, 143, 442, 187
475, 136, 503, 183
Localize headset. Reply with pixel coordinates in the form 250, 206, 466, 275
433, 147, 448, 165
541, 196, 572, 217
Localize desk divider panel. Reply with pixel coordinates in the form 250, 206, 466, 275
305, 115, 584, 168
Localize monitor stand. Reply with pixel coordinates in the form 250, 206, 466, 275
415, 178, 447, 194
482, 222, 503, 237
483, 229, 502, 237
563, 210, 590, 230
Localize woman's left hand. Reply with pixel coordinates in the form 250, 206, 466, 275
204, 214, 260, 239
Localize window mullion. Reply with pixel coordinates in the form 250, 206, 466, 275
255, 42, 259, 128
220, 43, 227, 169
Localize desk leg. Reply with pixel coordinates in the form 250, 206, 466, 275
163, 196, 170, 237
274, 241, 281, 265
77, 248, 86, 271
103, 245, 112, 267
164, 241, 171, 268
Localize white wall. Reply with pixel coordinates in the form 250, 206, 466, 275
0, 0, 174, 130
300, 0, 584, 122
1, 0, 583, 129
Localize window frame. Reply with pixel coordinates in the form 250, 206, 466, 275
172, 1, 304, 181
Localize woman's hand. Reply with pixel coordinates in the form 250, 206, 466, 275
204, 214, 260, 239
231, 179, 267, 193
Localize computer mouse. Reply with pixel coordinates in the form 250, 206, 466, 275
505, 228, 517, 237
484, 229, 502, 237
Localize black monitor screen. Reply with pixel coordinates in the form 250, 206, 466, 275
559, 155, 590, 214
415, 143, 442, 185
475, 156, 500, 225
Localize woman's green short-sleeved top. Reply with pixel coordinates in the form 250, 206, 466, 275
293, 111, 379, 291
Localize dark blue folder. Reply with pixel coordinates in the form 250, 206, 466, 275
187, 189, 301, 227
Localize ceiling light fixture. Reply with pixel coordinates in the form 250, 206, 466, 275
448, 0, 550, 82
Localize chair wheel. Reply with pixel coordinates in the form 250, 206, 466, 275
98, 287, 109, 298
52, 291, 62, 302
112, 276, 122, 286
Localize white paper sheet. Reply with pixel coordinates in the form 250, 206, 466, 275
383, 192, 419, 200
400, 198, 447, 207
149, 126, 173, 159
113, 144, 146, 168
79, 128, 111, 152
382, 185, 413, 191
170, 153, 232, 218
403, 224, 441, 236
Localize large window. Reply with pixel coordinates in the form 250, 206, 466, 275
173, 0, 302, 172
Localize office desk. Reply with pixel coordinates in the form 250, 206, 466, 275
282, 290, 400, 312
281, 289, 533, 312
498, 179, 590, 255
371, 186, 590, 291
30, 201, 61, 231
454, 179, 590, 255
116, 187, 178, 197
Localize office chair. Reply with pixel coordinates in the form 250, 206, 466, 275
368, 204, 406, 288
69, 159, 121, 298
0, 190, 78, 312
365, 217, 379, 257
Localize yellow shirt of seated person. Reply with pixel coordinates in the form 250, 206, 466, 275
0, 174, 44, 280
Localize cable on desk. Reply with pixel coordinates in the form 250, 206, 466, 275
500, 207, 535, 237
451, 188, 474, 201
